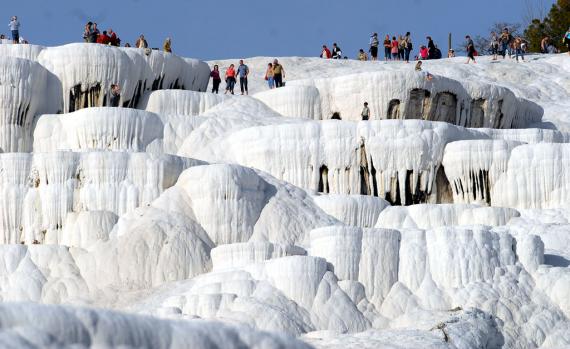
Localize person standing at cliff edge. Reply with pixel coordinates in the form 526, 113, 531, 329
236, 60, 249, 95
210, 65, 222, 94
9, 16, 20, 44
272, 59, 285, 88
369, 33, 379, 61
225, 64, 236, 95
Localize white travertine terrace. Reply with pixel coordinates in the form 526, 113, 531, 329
0, 45, 568, 348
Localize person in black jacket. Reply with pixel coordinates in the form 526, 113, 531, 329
332, 43, 342, 59
426, 36, 436, 59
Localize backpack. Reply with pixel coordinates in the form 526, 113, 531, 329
407, 41, 413, 51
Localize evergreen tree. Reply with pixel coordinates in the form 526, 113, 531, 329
524, 0, 570, 52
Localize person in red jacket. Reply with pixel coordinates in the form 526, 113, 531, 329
225, 64, 236, 95
320, 45, 332, 59
108, 29, 119, 46
96, 30, 111, 45
419, 45, 429, 60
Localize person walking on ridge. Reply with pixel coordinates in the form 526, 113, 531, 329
265, 63, 275, 89
369, 33, 379, 61
225, 64, 236, 94
237, 59, 249, 95
500, 28, 512, 59
514, 37, 525, 62
8, 16, 20, 44
210, 65, 221, 94
465, 35, 476, 64
273, 59, 285, 88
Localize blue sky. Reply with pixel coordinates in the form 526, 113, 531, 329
4, 0, 555, 60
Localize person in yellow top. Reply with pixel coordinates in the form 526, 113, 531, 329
163, 38, 172, 53
357, 49, 368, 61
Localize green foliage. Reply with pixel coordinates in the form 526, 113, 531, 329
524, 0, 570, 52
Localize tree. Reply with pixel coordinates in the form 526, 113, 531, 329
522, 0, 549, 27
524, 0, 570, 52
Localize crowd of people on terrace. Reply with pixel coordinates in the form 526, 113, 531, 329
2, 16, 570, 99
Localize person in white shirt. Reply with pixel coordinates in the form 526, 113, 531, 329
9, 16, 20, 44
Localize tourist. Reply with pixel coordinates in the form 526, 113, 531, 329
427, 36, 436, 59
369, 33, 379, 61
540, 36, 550, 53
419, 45, 428, 60
96, 31, 111, 45
163, 38, 172, 53
514, 37, 525, 62
465, 35, 476, 64
108, 29, 119, 46
83, 23, 91, 43
391, 36, 399, 61
136, 35, 148, 49
273, 59, 285, 88
9, 16, 20, 44
358, 49, 368, 61
500, 28, 512, 59
332, 43, 342, 59
320, 45, 331, 59
415, 61, 433, 80
236, 59, 249, 95
89, 23, 100, 43
210, 65, 221, 94
433, 46, 442, 59
225, 64, 236, 94
124, 43, 131, 47
109, 84, 121, 107
265, 63, 275, 89
403, 32, 413, 63
398, 35, 406, 60
448, 49, 456, 58
383, 35, 391, 60
361, 102, 370, 120
490, 32, 499, 60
